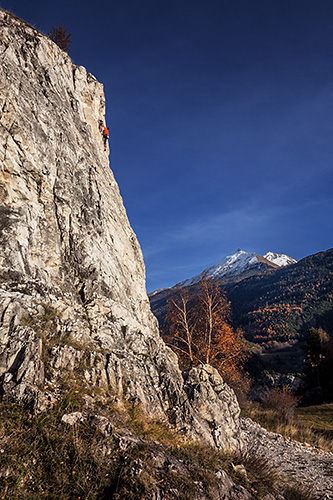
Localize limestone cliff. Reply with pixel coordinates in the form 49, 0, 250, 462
0, 9, 242, 451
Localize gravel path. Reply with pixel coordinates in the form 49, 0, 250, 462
241, 418, 333, 499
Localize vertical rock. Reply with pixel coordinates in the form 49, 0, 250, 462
0, 8, 243, 449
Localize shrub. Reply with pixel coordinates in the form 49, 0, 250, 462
48, 25, 72, 53
261, 387, 300, 422
236, 443, 280, 493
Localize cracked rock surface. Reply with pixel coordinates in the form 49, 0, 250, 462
0, 9, 243, 451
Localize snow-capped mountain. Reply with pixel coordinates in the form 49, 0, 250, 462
177, 249, 297, 288
263, 252, 297, 267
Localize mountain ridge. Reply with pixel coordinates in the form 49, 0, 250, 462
149, 248, 333, 344
150, 249, 297, 295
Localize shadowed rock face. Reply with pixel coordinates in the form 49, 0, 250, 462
0, 9, 243, 450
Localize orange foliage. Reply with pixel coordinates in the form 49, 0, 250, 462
248, 301, 304, 341
164, 277, 250, 396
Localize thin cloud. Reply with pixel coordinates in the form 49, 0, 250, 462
142, 205, 271, 259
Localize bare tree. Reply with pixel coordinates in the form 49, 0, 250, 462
164, 276, 251, 397
165, 288, 198, 367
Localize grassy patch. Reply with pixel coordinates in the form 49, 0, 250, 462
243, 401, 333, 453
22, 304, 59, 333
297, 403, 333, 434
0, 401, 119, 499
282, 482, 318, 500
0, 395, 322, 500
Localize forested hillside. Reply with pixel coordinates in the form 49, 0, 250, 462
227, 248, 333, 343
150, 249, 333, 344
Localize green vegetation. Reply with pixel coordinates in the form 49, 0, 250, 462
300, 328, 333, 404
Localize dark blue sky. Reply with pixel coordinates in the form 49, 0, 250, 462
2, 0, 333, 292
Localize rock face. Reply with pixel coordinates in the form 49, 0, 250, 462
0, 9, 242, 450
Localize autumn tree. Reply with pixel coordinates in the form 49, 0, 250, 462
164, 277, 250, 397
164, 287, 198, 368
48, 25, 72, 53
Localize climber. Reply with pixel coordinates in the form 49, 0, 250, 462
102, 125, 109, 151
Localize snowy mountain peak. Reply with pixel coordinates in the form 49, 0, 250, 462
263, 252, 297, 267
177, 249, 297, 289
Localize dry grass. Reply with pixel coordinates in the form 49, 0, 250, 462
125, 403, 281, 495
243, 401, 333, 453
0, 402, 118, 499
281, 482, 319, 500
0, 394, 283, 499
0, 384, 326, 499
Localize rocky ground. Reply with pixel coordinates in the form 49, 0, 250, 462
241, 418, 333, 499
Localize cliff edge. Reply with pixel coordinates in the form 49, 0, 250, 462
0, 9, 241, 451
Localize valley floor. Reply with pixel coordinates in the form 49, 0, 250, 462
241, 417, 333, 499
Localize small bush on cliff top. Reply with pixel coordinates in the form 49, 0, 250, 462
48, 24, 72, 53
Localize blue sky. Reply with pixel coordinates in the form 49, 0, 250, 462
2, 0, 333, 292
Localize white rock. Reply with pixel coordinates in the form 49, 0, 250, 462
61, 412, 85, 425
0, 8, 243, 451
